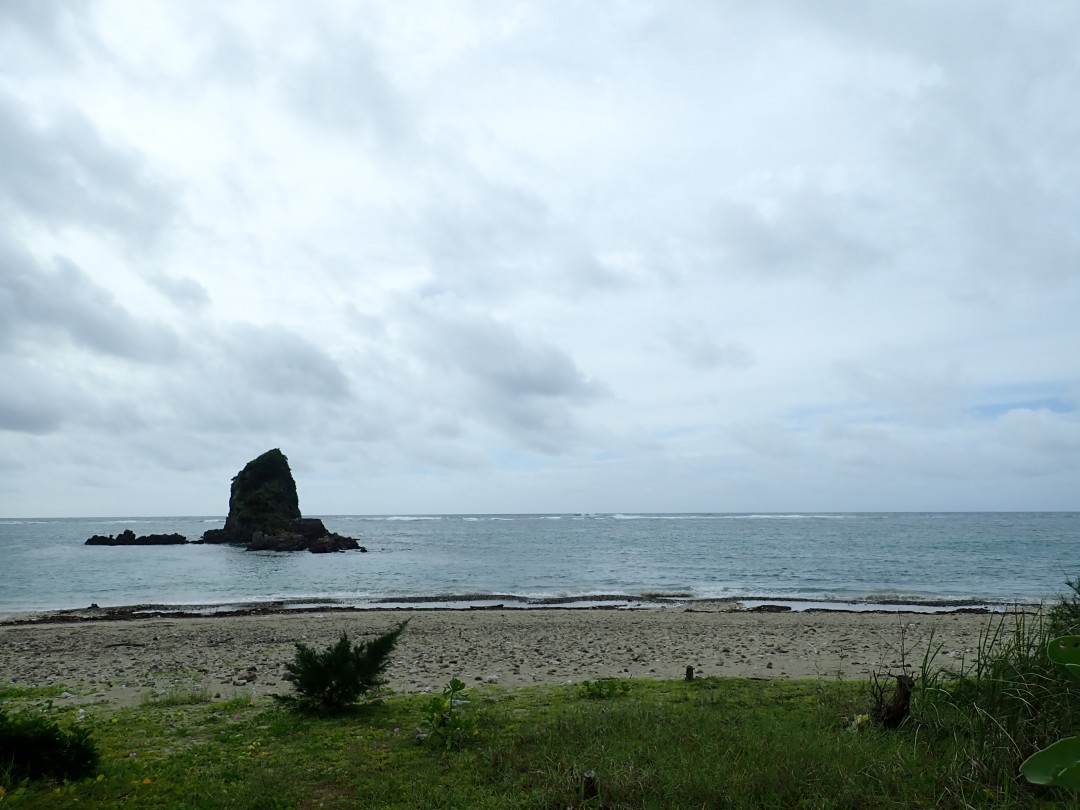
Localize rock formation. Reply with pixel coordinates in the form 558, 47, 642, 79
200, 449, 365, 553
201, 448, 301, 544
85, 530, 188, 546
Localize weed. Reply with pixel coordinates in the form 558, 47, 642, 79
422, 678, 478, 751
144, 687, 212, 707
577, 678, 631, 700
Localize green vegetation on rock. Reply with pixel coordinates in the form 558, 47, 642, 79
224, 448, 300, 540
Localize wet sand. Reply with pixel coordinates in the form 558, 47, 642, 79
0, 606, 997, 707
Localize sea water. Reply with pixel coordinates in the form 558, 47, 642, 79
0, 513, 1076, 614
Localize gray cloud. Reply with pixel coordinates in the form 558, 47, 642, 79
223, 324, 352, 402
147, 274, 211, 310
0, 0, 91, 63
277, 18, 411, 149
0, 89, 175, 239
663, 324, 754, 371
793, 1, 1080, 289
990, 408, 1080, 474
400, 299, 606, 451
0, 241, 181, 363
0, 375, 65, 435
418, 178, 616, 299
0, 354, 147, 436
702, 189, 892, 281
836, 361, 967, 428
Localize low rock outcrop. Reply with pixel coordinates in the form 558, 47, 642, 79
85, 530, 188, 546
200, 449, 364, 553
247, 529, 365, 553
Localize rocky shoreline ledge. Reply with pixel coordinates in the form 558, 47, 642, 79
0, 595, 1005, 628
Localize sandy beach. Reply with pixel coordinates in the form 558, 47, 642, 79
0, 605, 1002, 708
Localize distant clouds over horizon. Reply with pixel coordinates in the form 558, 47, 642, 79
1, 0, 1078, 516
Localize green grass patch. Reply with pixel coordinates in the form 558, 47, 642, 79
0, 685, 72, 702
142, 688, 213, 708
0, 675, 1077, 809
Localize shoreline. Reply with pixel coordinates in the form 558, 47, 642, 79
0, 605, 1007, 709
0, 593, 1021, 626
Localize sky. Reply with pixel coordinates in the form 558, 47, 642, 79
1, 1, 1079, 517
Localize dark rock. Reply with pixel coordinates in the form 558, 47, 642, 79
201, 448, 300, 545
246, 531, 361, 554
199, 528, 230, 544
247, 532, 309, 553
308, 533, 361, 554
200, 449, 365, 553
293, 517, 329, 540
85, 532, 188, 546
307, 537, 336, 554
750, 604, 792, 613
139, 533, 188, 545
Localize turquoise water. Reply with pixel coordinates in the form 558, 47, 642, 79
0, 513, 1076, 613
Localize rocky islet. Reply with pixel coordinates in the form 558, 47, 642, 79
85, 449, 365, 553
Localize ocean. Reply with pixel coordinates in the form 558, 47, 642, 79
0, 513, 1076, 615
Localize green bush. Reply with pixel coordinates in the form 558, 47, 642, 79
0, 704, 99, 782
275, 622, 408, 714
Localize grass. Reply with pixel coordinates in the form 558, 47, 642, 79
142, 688, 213, 708
909, 592, 1080, 804
0, 673, 1076, 809
6, 589, 1080, 808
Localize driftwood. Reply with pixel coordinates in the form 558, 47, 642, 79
581, 770, 598, 801
874, 673, 915, 729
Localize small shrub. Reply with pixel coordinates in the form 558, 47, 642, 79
422, 678, 478, 750
275, 621, 408, 714
0, 704, 98, 781
578, 679, 631, 700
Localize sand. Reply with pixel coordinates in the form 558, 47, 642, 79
0, 606, 999, 708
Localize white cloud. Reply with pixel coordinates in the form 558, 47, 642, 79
0, 0, 1078, 515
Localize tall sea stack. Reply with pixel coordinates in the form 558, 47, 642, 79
205, 448, 300, 544
201, 449, 362, 553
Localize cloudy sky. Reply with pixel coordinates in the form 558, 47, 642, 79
2, 1, 1078, 517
